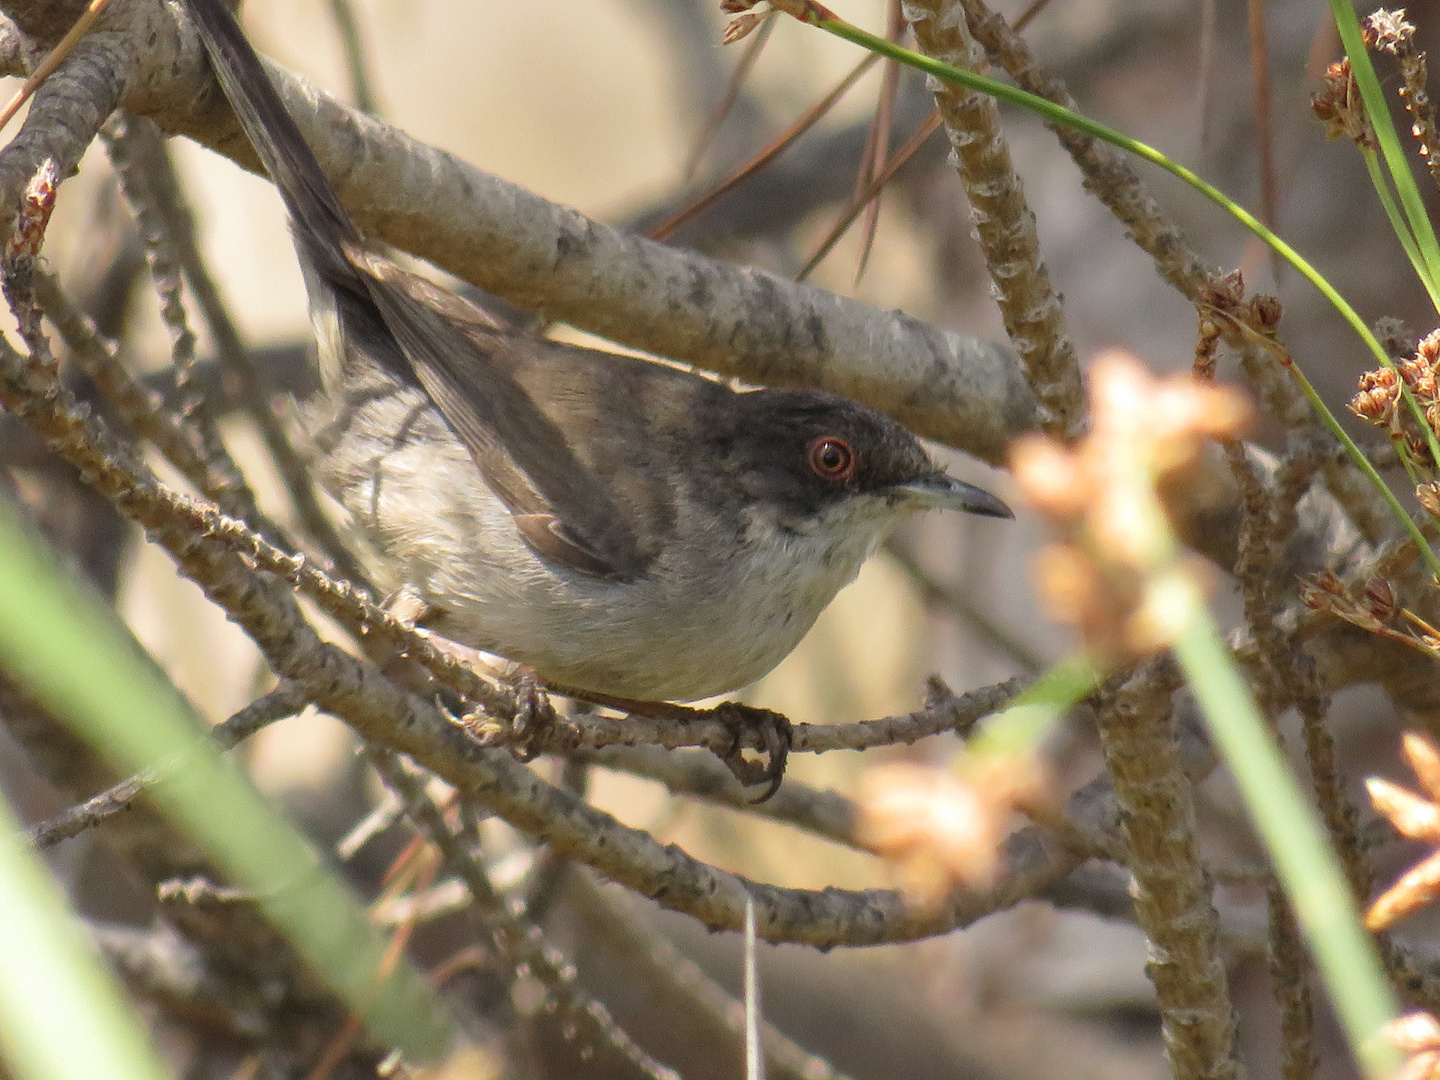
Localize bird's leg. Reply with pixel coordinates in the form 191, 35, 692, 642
505, 665, 557, 761
386, 590, 556, 755
555, 688, 792, 801
711, 702, 791, 803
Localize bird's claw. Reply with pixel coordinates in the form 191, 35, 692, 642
713, 702, 791, 802
508, 667, 557, 761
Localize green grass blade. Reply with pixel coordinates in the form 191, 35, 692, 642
0, 496, 454, 1062
0, 792, 173, 1080
1362, 145, 1440, 309
1173, 605, 1400, 1080
1328, 0, 1440, 305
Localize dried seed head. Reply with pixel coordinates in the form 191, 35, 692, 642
1367, 575, 1400, 623
1312, 58, 1375, 147
1417, 328, 1440, 368
1418, 481, 1440, 517
1365, 847, 1440, 930
1408, 429, 1432, 460
1366, 9, 1417, 53
1299, 569, 1350, 611
1252, 294, 1282, 329
1402, 355, 1439, 404
1365, 733, 1440, 932
1014, 350, 1249, 661
1350, 368, 1401, 425
1397, 1049, 1440, 1080
722, 10, 767, 42
1197, 269, 1246, 309
1011, 435, 1088, 522
1368, 776, 1440, 842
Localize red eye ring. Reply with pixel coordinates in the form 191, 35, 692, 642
807, 435, 856, 482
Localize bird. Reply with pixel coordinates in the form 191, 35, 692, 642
178, 0, 1011, 793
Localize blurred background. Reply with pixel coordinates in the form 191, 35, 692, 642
8, 0, 1440, 1076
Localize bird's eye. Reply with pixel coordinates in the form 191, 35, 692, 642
806, 435, 856, 482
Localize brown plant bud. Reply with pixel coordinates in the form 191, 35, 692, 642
722, 10, 767, 42
1350, 368, 1401, 425
1367, 575, 1400, 623
1252, 294, 1282, 330
1197, 269, 1245, 310
1299, 569, 1350, 611
6, 159, 58, 264
1194, 314, 1222, 379
1312, 58, 1375, 147
1418, 481, 1440, 517
1402, 355, 1439, 404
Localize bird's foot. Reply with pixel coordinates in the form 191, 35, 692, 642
505, 666, 557, 761
712, 702, 791, 803
549, 688, 793, 800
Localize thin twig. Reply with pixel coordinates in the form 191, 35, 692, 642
903, 0, 1083, 439
684, 10, 775, 181
33, 271, 288, 544
111, 114, 370, 584
29, 682, 308, 847
566, 871, 855, 1080
1268, 883, 1317, 1080
0, 0, 115, 132
370, 750, 682, 1080
649, 51, 881, 242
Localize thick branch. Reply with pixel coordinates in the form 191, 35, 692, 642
121, 0, 1035, 464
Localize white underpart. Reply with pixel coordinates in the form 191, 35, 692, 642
316, 394, 914, 702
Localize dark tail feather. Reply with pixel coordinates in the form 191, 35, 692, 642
181, 0, 360, 287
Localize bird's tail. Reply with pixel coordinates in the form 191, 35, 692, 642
180, 0, 362, 291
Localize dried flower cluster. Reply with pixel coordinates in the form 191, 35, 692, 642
1365, 8, 1440, 194
1300, 570, 1440, 661
1311, 57, 1376, 148
857, 754, 1047, 902
1193, 270, 1282, 380
1348, 329, 1440, 493
1366, 732, 1440, 931
1010, 350, 1251, 660
720, 0, 835, 42
1365, 8, 1417, 52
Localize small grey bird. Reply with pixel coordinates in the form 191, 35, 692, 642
179, 0, 1010, 791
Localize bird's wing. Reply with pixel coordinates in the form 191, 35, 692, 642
346, 246, 652, 580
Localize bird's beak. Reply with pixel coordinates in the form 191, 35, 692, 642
894, 473, 1013, 519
